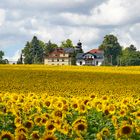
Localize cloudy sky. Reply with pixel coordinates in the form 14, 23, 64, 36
0, 0, 140, 61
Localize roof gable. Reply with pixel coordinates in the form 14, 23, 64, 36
88, 49, 103, 54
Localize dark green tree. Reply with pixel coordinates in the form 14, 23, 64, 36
99, 35, 122, 65
44, 40, 58, 56
120, 45, 140, 66
60, 39, 74, 48
22, 36, 44, 64
0, 50, 9, 64
17, 54, 23, 64
0, 50, 4, 60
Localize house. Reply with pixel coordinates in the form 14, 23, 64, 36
76, 49, 104, 66
44, 48, 75, 65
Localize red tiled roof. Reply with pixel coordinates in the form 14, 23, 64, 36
48, 48, 69, 58
88, 49, 103, 54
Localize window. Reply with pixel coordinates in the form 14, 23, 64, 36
62, 59, 64, 62
57, 59, 59, 62
96, 61, 98, 65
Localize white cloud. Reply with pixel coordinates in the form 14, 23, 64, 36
0, 9, 5, 26
1, 0, 140, 58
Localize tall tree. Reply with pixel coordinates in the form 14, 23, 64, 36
44, 40, 58, 56
99, 35, 122, 65
0, 50, 4, 60
0, 50, 9, 64
120, 45, 140, 66
60, 39, 74, 48
22, 36, 44, 64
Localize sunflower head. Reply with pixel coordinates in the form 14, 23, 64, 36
42, 134, 57, 140
0, 131, 14, 140
15, 132, 27, 140
31, 131, 40, 140
15, 126, 27, 135
136, 111, 140, 119
73, 119, 88, 135
53, 110, 63, 118
120, 125, 133, 136
101, 128, 110, 136
24, 120, 33, 129
46, 122, 55, 132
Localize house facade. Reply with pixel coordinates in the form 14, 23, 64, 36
44, 48, 74, 65
44, 41, 104, 66
76, 49, 104, 66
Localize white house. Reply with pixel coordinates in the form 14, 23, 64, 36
76, 49, 104, 66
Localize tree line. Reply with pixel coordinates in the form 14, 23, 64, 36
1, 34, 140, 66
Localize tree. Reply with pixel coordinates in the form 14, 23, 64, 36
22, 36, 44, 64
99, 35, 122, 65
120, 45, 140, 66
60, 39, 74, 48
44, 40, 58, 56
0, 50, 9, 64
17, 54, 23, 64
0, 50, 4, 60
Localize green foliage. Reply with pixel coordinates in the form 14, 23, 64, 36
0, 50, 4, 60
17, 54, 23, 64
60, 39, 74, 48
0, 50, 9, 64
99, 35, 122, 65
22, 36, 44, 64
85, 109, 115, 139
44, 40, 58, 56
120, 45, 140, 66
0, 112, 15, 134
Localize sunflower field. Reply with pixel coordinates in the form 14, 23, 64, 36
0, 65, 140, 140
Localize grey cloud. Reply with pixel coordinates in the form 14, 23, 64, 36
0, 0, 140, 59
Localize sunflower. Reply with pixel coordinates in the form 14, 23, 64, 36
44, 100, 52, 108
0, 131, 14, 140
73, 119, 87, 136
101, 128, 110, 136
54, 100, 64, 110
135, 125, 140, 134
14, 116, 22, 127
41, 116, 47, 124
46, 121, 56, 132
89, 94, 96, 99
135, 111, 140, 119
111, 115, 118, 128
108, 104, 116, 114
52, 110, 63, 119
15, 132, 27, 140
31, 131, 40, 140
102, 95, 108, 101
34, 116, 42, 126
71, 99, 79, 110
24, 120, 34, 130
119, 109, 127, 117
42, 134, 57, 140
78, 104, 86, 114
15, 126, 28, 135
96, 132, 103, 140
120, 125, 133, 137
54, 118, 62, 129
59, 126, 69, 135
